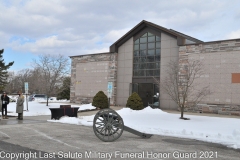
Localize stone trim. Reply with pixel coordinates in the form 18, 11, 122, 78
187, 104, 240, 116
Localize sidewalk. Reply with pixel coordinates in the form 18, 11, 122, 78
0, 115, 48, 125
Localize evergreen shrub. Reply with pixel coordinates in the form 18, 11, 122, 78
126, 92, 144, 110
92, 91, 108, 109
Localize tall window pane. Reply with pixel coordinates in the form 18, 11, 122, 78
142, 33, 147, 37
139, 70, 145, 76
139, 57, 147, 63
148, 32, 154, 36
156, 49, 160, 55
140, 50, 146, 56
148, 43, 155, 49
133, 57, 139, 63
133, 64, 139, 69
147, 63, 155, 69
133, 70, 139, 76
140, 43, 147, 50
148, 36, 155, 42
133, 32, 161, 77
155, 56, 160, 61
140, 63, 146, 69
148, 49, 155, 56
155, 62, 160, 69
146, 70, 154, 76
140, 37, 147, 43
134, 44, 139, 50
156, 42, 161, 48
134, 50, 139, 57
155, 70, 160, 76
147, 56, 154, 62
134, 39, 139, 44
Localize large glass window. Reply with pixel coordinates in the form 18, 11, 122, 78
133, 32, 161, 77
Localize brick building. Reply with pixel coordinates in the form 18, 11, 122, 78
70, 20, 240, 116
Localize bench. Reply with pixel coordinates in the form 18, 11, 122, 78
49, 105, 79, 120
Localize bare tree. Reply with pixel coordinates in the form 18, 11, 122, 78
4, 71, 15, 93
28, 68, 45, 94
5, 68, 41, 94
5, 69, 31, 93
153, 60, 210, 120
32, 54, 70, 106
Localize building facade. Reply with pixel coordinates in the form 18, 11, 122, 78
70, 20, 240, 116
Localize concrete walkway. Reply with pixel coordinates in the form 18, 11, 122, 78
1, 116, 239, 160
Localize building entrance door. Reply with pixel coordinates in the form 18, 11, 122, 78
131, 83, 155, 107
138, 83, 153, 107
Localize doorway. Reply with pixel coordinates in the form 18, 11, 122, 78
131, 83, 159, 107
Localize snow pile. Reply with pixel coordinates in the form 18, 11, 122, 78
7, 101, 95, 116
49, 106, 240, 149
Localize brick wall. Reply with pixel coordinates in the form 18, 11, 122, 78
70, 53, 117, 105
179, 39, 240, 116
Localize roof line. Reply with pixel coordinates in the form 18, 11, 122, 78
110, 20, 203, 52
69, 52, 110, 58
180, 38, 240, 46
169, 29, 203, 42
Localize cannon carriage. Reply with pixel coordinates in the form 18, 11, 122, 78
93, 108, 153, 142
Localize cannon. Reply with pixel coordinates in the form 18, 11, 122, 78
93, 108, 153, 142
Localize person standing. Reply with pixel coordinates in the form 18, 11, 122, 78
0, 97, 2, 120
16, 91, 24, 120
1, 92, 10, 119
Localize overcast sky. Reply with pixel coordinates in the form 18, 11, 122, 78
1, 0, 240, 72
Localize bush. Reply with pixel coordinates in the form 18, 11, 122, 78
57, 77, 70, 100
126, 92, 144, 110
92, 91, 109, 109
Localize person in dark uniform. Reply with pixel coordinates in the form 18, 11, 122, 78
1, 92, 10, 119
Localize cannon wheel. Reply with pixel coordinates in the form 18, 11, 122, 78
93, 108, 124, 142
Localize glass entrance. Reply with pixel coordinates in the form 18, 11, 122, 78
139, 83, 153, 106
131, 83, 159, 107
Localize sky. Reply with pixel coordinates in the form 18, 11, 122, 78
6, 97, 240, 149
1, 0, 240, 72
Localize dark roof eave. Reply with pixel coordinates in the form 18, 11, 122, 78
110, 20, 202, 52
69, 52, 111, 58
169, 29, 203, 43
178, 38, 240, 46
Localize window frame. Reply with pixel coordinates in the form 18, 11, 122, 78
133, 31, 161, 77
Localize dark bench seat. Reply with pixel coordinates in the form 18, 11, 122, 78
49, 105, 79, 120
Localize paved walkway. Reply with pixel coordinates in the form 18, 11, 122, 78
0, 106, 239, 160
1, 118, 239, 160
0, 115, 48, 125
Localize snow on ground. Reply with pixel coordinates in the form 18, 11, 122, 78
6, 99, 95, 116
6, 100, 240, 149
49, 105, 240, 149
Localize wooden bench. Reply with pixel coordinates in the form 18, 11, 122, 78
49, 105, 79, 120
